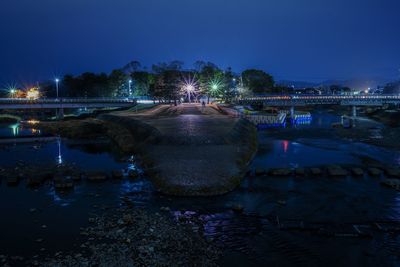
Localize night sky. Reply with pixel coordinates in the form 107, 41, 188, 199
1, 0, 399, 85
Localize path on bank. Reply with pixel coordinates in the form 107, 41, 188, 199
102, 104, 258, 196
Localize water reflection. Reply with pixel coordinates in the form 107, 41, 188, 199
10, 123, 19, 136
57, 137, 63, 165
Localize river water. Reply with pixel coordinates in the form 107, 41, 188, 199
1, 110, 400, 266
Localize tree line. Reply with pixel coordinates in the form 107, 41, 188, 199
42, 60, 277, 102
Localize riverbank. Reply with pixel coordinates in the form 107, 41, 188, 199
36, 104, 258, 196
0, 114, 20, 124
0, 206, 221, 267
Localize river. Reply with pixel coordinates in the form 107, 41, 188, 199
1, 110, 400, 266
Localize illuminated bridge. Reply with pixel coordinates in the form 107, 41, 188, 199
238, 95, 400, 106
237, 94, 400, 118
0, 98, 137, 110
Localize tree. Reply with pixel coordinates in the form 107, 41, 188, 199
383, 81, 400, 94
131, 71, 155, 96
122, 60, 141, 73
108, 69, 128, 97
242, 69, 274, 94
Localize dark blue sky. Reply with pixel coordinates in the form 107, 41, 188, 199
1, 0, 399, 85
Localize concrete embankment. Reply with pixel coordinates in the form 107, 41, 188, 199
37, 104, 258, 196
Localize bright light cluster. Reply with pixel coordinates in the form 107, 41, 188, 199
26, 87, 40, 99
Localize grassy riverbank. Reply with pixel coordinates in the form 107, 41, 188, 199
0, 114, 21, 124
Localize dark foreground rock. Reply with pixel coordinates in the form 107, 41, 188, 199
36, 208, 221, 267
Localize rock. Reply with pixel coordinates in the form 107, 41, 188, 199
277, 200, 287, 206
254, 168, 266, 176
27, 176, 45, 187
112, 170, 124, 179
7, 176, 19, 186
351, 168, 364, 176
385, 168, 400, 178
86, 171, 108, 181
231, 204, 244, 213
70, 174, 81, 181
270, 168, 292, 176
122, 214, 134, 224
327, 166, 348, 177
54, 176, 74, 190
368, 168, 382, 177
128, 169, 139, 179
295, 168, 306, 176
381, 179, 400, 190
310, 168, 322, 176
160, 207, 170, 212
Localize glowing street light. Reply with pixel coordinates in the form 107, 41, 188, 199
26, 87, 40, 100
128, 79, 133, 96
10, 88, 16, 98
55, 78, 60, 99
181, 75, 198, 103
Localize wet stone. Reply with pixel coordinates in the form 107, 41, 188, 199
327, 166, 348, 177
295, 168, 306, 176
231, 204, 244, 213
310, 168, 322, 176
385, 168, 400, 178
27, 176, 46, 187
128, 170, 139, 179
86, 172, 108, 181
381, 179, 400, 190
270, 168, 292, 176
351, 168, 364, 177
254, 168, 266, 176
6, 176, 19, 186
368, 168, 382, 177
54, 178, 74, 190
111, 170, 124, 179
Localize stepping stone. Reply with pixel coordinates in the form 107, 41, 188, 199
270, 168, 292, 176
310, 168, 322, 176
7, 176, 19, 186
27, 176, 45, 187
385, 168, 400, 178
327, 167, 348, 177
254, 168, 266, 176
128, 170, 139, 179
351, 168, 364, 176
54, 178, 74, 190
86, 172, 108, 181
112, 170, 124, 179
381, 179, 400, 191
368, 168, 382, 177
295, 168, 306, 176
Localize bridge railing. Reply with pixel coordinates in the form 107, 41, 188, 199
0, 97, 137, 104
238, 94, 400, 105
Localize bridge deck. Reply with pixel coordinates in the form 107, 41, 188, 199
0, 98, 137, 109
238, 95, 400, 106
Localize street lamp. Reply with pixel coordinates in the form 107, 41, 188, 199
10, 89, 16, 98
128, 79, 133, 97
55, 78, 60, 99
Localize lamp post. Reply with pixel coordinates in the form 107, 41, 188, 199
128, 80, 132, 97
55, 78, 60, 99
10, 89, 16, 98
